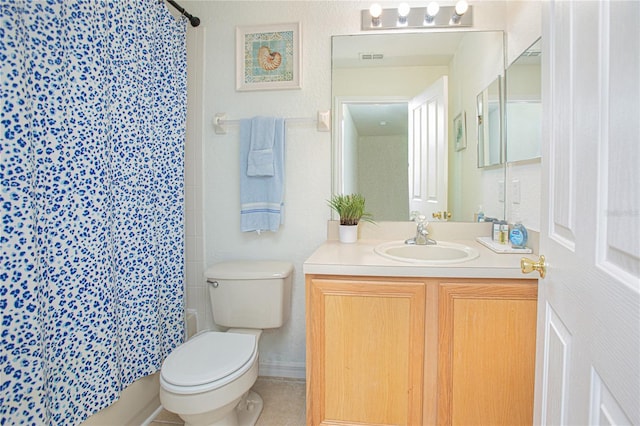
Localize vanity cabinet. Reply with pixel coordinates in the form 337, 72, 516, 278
306, 274, 537, 426
305, 275, 427, 426
438, 281, 538, 426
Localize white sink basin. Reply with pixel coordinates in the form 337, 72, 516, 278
374, 241, 479, 264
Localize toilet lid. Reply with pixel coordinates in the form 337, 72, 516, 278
161, 332, 257, 388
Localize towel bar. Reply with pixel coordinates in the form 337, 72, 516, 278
213, 111, 331, 135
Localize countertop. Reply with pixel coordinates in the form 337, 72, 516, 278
303, 238, 535, 280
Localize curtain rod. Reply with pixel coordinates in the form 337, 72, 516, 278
166, 0, 200, 27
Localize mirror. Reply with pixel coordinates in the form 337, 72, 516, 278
477, 75, 503, 167
505, 38, 541, 163
332, 31, 506, 222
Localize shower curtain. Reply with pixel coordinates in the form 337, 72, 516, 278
1, 1, 186, 424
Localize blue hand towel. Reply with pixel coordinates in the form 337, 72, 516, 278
247, 116, 276, 177
240, 117, 285, 233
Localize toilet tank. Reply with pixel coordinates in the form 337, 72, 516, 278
205, 260, 293, 329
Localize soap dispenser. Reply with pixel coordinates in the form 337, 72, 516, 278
509, 221, 528, 248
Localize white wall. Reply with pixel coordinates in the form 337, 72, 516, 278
181, 0, 536, 377
183, 0, 347, 378
506, 0, 542, 66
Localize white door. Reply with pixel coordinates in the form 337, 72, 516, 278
533, 1, 639, 425
408, 77, 448, 219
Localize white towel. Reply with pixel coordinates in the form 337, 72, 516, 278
239, 117, 285, 232
247, 116, 277, 177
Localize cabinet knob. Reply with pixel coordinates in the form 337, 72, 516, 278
521, 255, 546, 278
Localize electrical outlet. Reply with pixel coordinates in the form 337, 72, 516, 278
512, 179, 521, 204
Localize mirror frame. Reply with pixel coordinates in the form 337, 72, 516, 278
331, 30, 508, 223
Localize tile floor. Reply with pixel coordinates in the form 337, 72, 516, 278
149, 377, 306, 426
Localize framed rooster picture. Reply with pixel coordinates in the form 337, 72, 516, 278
236, 23, 302, 91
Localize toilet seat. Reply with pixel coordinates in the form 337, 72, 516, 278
160, 331, 258, 394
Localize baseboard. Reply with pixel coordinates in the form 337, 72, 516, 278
258, 360, 305, 380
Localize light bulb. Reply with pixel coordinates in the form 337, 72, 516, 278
451, 0, 468, 24
425, 1, 440, 23
369, 3, 382, 27
427, 2, 440, 17
398, 3, 410, 17
455, 0, 469, 16
369, 3, 382, 18
397, 2, 410, 26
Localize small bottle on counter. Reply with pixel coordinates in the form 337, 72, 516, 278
492, 221, 501, 241
499, 221, 509, 244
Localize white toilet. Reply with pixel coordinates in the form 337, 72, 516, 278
159, 260, 293, 426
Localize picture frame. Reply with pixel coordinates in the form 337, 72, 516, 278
236, 23, 302, 91
454, 112, 467, 151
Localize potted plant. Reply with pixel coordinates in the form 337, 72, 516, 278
327, 193, 373, 243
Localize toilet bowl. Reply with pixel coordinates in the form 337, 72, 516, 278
160, 330, 263, 426
159, 260, 293, 426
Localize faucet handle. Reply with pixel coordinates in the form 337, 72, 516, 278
410, 211, 427, 223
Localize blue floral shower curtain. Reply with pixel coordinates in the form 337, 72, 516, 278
1, 1, 186, 424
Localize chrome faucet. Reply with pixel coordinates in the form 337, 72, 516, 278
405, 213, 437, 245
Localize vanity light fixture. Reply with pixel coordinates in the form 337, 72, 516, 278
363, 1, 473, 30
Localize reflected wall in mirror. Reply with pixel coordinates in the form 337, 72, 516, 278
477, 75, 503, 168
506, 38, 541, 163
332, 31, 505, 222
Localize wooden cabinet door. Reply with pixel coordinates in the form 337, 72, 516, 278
438, 281, 538, 426
306, 276, 426, 426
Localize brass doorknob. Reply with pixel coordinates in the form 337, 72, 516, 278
521, 255, 546, 278
432, 211, 452, 220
